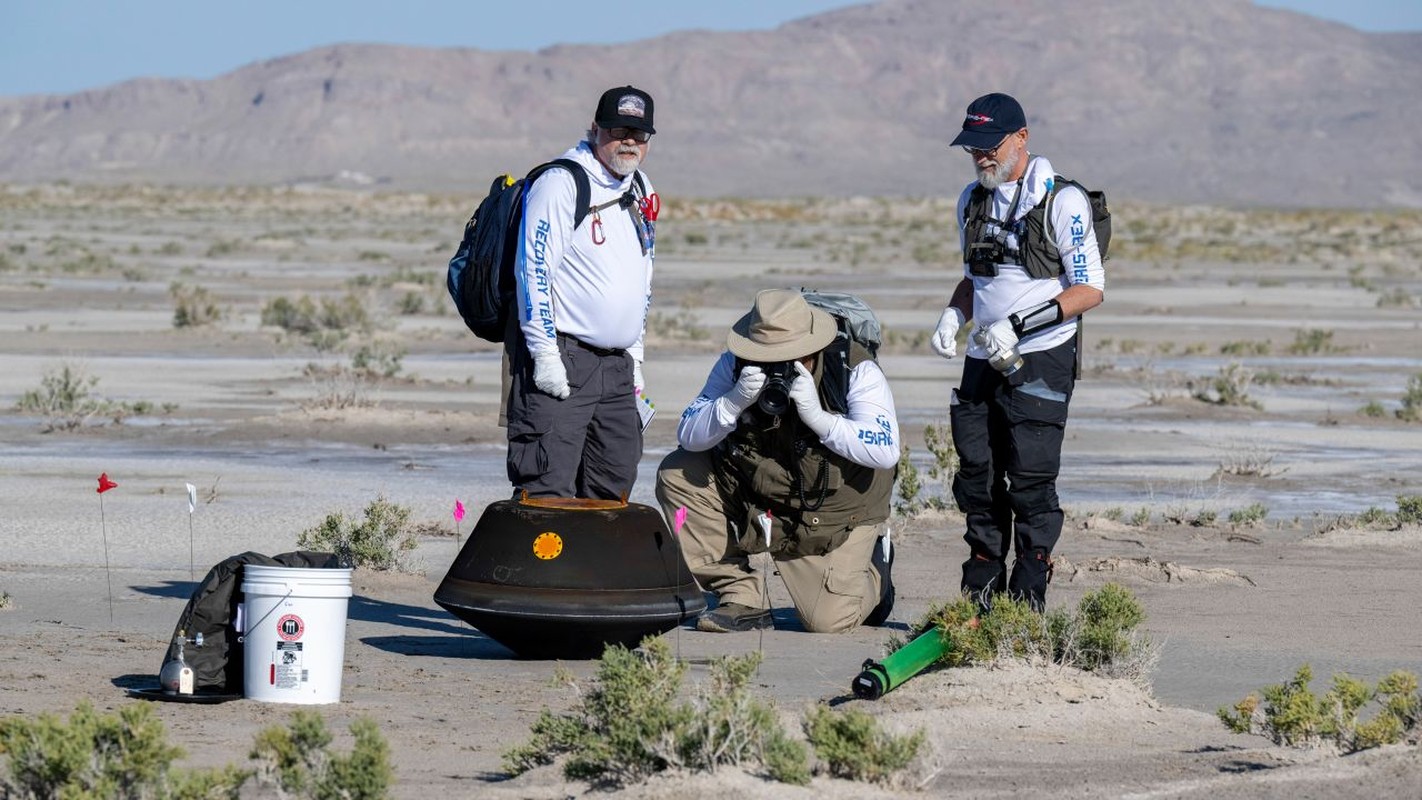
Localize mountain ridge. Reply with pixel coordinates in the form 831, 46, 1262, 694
2, 0, 1418, 207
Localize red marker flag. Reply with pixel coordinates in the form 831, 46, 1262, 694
96, 473, 118, 494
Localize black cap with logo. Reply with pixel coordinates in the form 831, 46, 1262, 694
950, 93, 1026, 150
594, 86, 656, 134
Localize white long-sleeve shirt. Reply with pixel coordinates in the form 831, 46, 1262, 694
515, 140, 654, 362
955, 154, 1105, 356
677, 351, 901, 471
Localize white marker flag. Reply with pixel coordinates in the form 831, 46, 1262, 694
186, 483, 197, 514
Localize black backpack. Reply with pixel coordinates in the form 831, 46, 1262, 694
1052, 176, 1112, 260
445, 160, 648, 342
446, 159, 587, 342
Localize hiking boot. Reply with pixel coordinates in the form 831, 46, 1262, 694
863, 530, 895, 627
695, 602, 773, 633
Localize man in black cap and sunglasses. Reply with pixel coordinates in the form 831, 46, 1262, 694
927, 92, 1106, 612
507, 85, 659, 499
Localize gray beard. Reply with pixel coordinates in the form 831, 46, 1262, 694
976, 149, 1021, 191
610, 148, 643, 177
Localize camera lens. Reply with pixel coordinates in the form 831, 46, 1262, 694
758, 384, 790, 416
756, 362, 793, 416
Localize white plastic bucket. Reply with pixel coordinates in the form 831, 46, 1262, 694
240, 565, 353, 704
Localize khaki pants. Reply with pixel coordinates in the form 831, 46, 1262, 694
655, 447, 883, 634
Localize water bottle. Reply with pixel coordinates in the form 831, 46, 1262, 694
973, 328, 1023, 378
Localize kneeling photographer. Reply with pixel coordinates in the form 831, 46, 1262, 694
656, 289, 901, 633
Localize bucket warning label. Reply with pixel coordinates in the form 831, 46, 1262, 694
277, 614, 305, 641
271, 641, 307, 688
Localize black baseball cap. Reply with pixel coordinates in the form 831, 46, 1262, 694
594, 86, 656, 134
950, 93, 1026, 150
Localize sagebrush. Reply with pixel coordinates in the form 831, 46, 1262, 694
297, 494, 417, 571
1218, 665, 1422, 752
0, 702, 392, 799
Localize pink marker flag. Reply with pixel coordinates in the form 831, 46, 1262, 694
673, 506, 688, 535
453, 500, 466, 523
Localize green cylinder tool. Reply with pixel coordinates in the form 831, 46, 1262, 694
852, 626, 953, 700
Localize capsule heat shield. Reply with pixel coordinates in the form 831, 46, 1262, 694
433, 498, 706, 658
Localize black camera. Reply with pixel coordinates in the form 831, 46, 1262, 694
967, 240, 1004, 277
755, 361, 795, 416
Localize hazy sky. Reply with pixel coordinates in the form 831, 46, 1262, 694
1, 0, 1418, 97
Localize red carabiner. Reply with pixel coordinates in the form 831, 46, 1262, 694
638, 192, 660, 222
590, 212, 606, 245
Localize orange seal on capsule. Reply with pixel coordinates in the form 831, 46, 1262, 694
532, 532, 564, 560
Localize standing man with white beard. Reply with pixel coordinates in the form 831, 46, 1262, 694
507, 85, 658, 499
928, 93, 1105, 612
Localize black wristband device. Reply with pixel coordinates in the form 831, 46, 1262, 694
1008, 299, 1063, 337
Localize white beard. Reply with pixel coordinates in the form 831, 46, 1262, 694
610, 147, 643, 176
976, 148, 1021, 191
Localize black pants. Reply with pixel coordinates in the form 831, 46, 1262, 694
950, 338, 1075, 610
506, 334, 642, 500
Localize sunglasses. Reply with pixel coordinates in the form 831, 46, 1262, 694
960, 131, 1021, 158
605, 127, 652, 143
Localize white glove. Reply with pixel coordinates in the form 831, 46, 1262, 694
789, 361, 834, 438
633, 359, 645, 395
720, 364, 766, 415
930, 306, 966, 359
532, 351, 570, 399
975, 319, 1019, 359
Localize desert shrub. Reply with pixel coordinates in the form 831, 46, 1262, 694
298, 363, 378, 412
1397, 494, 1422, 525
249, 710, 392, 800
170, 282, 223, 328
0, 592, 11, 610
1228, 503, 1269, 527
1129, 507, 1151, 527
350, 341, 405, 378
894, 423, 957, 516
906, 584, 1152, 681
503, 638, 809, 786
261, 293, 372, 341
396, 291, 424, 315
297, 494, 417, 571
1287, 328, 1339, 355
1397, 374, 1422, 422
1358, 400, 1387, 418
1357, 506, 1395, 527
1218, 665, 1422, 752
1189, 362, 1262, 409
1216, 443, 1284, 478
1375, 287, 1416, 309
803, 706, 923, 785
15, 362, 113, 432
893, 445, 922, 516
1219, 339, 1271, 356
0, 701, 248, 799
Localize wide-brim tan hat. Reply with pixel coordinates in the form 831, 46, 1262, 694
726, 289, 837, 362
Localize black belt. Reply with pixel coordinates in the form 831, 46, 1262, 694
557, 333, 625, 357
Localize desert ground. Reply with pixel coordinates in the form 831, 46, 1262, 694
2, 183, 1421, 798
